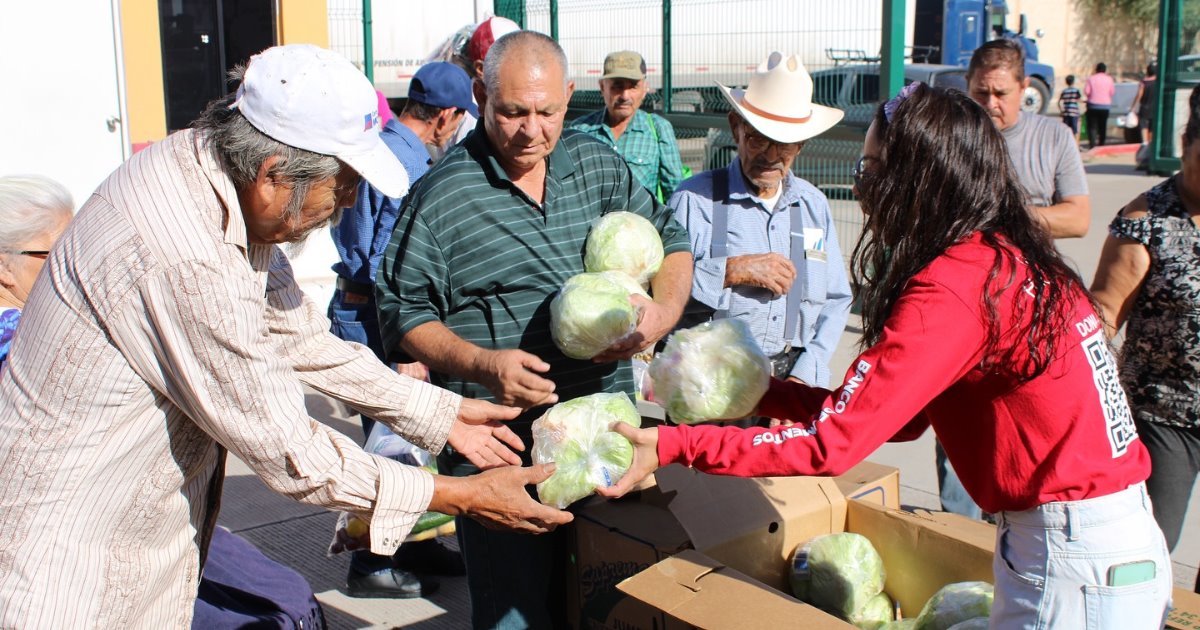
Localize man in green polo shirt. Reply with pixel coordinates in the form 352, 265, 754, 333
375, 30, 692, 629
569, 50, 688, 202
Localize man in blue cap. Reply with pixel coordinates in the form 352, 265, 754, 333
328, 60, 478, 598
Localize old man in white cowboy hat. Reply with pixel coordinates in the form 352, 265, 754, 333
669, 51, 853, 414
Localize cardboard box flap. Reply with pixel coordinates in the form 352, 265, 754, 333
654, 465, 846, 590
618, 549, 856, 629
846, 500, 995, 617
1168, 587, 1200, 630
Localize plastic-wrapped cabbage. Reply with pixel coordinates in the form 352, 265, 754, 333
649, 319, 771, 423
584, 211, 664, 287
531, 392, 642, 508
550, 271, 649, 360
945, 619, 989, 630
880, 621, 917, 630
851, 592, 895, 629
914, 582, 994, 630
790, 532, 886, 619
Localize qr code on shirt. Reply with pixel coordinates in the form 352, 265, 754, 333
1082, 331, 1137, 458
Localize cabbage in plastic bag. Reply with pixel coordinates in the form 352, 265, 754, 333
550, 271, 649, 360
880, 621, 917, 630
851, 592, 895, 629
790, 532, 887, 619
531, 392, 642, 508
914, 581, 994, 630
649, 318, 771, 423
584, 211, 665, 287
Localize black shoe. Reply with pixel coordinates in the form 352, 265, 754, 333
345, 567, 438, 599
392, 539, 466, 577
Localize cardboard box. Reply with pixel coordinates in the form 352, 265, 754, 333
613, 473, 1200, 629
567, 463, 898, 629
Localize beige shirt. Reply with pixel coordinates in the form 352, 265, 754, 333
0, 130, 460, 629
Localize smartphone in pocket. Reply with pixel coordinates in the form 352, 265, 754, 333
1106, 560, 1156, 586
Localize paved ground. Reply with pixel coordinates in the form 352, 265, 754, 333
219, 151, 1198, 628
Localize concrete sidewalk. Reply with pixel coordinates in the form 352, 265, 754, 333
218, 153, 1196, 629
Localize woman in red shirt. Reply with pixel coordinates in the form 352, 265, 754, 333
601, 84, 1171, 629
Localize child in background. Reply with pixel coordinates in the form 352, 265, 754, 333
1059, 74, 1082, 142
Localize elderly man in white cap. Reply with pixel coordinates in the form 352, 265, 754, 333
670, 52, 853, 402
0, 44, 571, 628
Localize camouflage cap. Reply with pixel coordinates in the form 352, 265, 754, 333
601, 50, 646, 81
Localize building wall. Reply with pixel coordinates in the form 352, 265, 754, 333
121, 0, 330, 149
121, 0, 168, 151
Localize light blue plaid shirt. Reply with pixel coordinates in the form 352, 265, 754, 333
669, 157, 853, 387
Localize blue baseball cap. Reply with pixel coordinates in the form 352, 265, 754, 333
408, 62, 479, 117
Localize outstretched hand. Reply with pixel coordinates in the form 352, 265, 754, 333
448, 398, 525, 469
451, 463, 575, 533
595, 422, 661, 499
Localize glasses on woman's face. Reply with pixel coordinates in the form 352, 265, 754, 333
17, 251, 50, 259
852, 156, 871, 190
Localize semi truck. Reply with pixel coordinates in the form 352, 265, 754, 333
914, 0, 1056, 113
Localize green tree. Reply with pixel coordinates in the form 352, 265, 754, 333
1073, 0, 1200, 76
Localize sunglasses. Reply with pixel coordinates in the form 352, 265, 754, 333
17, 250, 50, 259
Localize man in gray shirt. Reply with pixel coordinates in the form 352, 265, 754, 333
967, 39, 1090, 238
936, 39, 1093, 520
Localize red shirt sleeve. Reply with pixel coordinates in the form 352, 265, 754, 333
656, 275, 987, 478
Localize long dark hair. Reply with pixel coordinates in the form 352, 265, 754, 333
853, 84, 1088, 380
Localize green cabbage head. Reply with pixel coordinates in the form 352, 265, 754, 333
649, 318, 771, 423
880, 621, 917, 630
851, 592, 895, 629
914, 581, 994, 630
790, 532, 886, 620
531, 392, 642, 508
550, 271, 649, 360
584, 211, 664, 287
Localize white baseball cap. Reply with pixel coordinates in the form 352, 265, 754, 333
231, 44, 408, 198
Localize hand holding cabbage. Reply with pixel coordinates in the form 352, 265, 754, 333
531, 393, 643, 508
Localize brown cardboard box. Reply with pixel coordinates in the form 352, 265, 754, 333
619, 488, 1200, 629
566, 461, 900, 629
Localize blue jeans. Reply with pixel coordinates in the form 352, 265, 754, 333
328, 290, 393, 575
936, 440, 983, 520
991, 483, 1172, 629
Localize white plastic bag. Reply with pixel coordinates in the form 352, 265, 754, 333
550, 271, 648, 360
649, 319, 771, 424
584, 211, 665, 287
531, 392, 642, 508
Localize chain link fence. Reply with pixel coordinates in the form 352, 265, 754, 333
516, 0, 908, 260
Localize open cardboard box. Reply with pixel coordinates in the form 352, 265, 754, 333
615, 467, 1200, 629
566, 462, 899, 629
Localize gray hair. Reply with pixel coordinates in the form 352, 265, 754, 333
0, 175, 74, 252
192, 65, 342, 223
483, 30, 569, 98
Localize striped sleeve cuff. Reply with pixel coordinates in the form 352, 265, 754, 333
368, 459, 436, 555
399, 378, 461, 456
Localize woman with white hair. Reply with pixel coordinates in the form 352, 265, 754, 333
0, 174, 73, 364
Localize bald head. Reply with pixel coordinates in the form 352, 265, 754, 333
482, 30, 569, 97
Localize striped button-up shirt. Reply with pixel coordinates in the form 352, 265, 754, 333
0, 129, 459, 629
569, 109, 687, 201
670, 157, 853, 387
376, 128, 690, 430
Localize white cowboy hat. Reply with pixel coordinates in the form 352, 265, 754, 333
717, 52, 844, 144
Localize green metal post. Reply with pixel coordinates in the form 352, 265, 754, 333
550, 0, 558, 41
362, 0, 373, 82
662, 0, 672, 113
495, 0, 526, 28
1149, 0, 1179, 174
881, 0, 906, 98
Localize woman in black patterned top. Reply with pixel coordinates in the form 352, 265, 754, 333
1092, 85, 1200, 594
